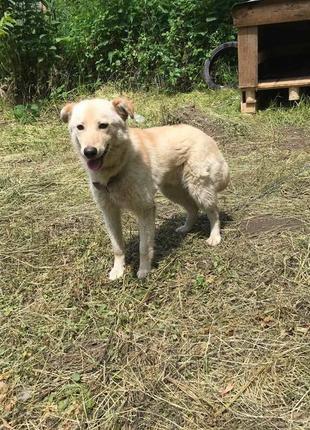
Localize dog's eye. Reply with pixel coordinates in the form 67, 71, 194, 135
77, 124, 84, 130
98, 123, 108, 129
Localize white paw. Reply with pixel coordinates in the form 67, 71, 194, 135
207, 234, 221, 247
176, 225, 191, 234
137, 269, 150, 279
109, 266, 125, 280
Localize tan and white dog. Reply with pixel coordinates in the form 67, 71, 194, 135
61, 97, 229, 280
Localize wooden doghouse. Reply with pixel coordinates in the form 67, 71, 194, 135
232, 0, 310, 113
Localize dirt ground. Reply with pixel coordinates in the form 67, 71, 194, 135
0, 92, 309, 429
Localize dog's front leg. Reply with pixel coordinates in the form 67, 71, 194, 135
102, 203, 125, 280
137, 206, 155, 279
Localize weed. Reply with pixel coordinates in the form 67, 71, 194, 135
13, 103, 40, 123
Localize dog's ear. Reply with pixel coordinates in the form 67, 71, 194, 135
60, 103, 75, 123
112, 97, 134, 121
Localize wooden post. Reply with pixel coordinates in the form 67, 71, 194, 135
238, 26, 258, 114
289, 87, 300, 101
241, 88, 257, 114
238, 27, 258, 88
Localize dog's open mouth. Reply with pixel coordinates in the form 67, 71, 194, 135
87, 156, 104, 171
86, 146, 109, 171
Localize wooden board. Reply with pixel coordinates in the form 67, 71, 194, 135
233, 0, 310, 27
238, 27, 258, 88
257, 76, 310, 89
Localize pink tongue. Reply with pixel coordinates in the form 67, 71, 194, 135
87, 158, 102, 171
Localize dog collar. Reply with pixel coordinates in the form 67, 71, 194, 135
92, 181, 108, 191
92, 174, 117, 192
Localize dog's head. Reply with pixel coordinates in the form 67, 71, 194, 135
60, 97, 134, 171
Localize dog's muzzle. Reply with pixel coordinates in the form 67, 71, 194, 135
85, 145, 109, 171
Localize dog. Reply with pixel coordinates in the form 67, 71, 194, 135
61, 97, 229, 279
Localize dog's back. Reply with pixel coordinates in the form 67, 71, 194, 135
129, 124, 229, 193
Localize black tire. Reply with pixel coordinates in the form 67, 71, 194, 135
204, 41, 238, 89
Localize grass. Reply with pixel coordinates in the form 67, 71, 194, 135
0, 87, 309, 429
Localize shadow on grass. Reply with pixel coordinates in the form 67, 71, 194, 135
125, 211, 233, 272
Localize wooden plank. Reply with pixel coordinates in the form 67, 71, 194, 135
233, 0, 310, 27
238, 26, 258, 88
257, 76, 310, 89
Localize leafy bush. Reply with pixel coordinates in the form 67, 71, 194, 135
0, 0, 242, 101
55, 0, 240, 91
0, 11, 15, 37
0, 0, 59, 102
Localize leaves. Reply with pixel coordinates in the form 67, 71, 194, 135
195, 275, 205, 287
0, 0, 60, 102
13, 103, 41, 123
219, 382, 235, 397
71, 372, 81, 383
0, 11, 15, 37
52, 0, 238, 91
0, 0, 239, 97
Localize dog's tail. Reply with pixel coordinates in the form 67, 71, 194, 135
215, 160, 230, 192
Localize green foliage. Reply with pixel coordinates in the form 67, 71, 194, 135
13, 103, 40, 123
195, 275, 207, 288
0, 0, 242, 101
211, 49, 239, 87
55, 0, 239, 91
0, 11, 15, 37
0, 0, 59, 102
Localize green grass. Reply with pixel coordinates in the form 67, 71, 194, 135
0, 87, 309, 429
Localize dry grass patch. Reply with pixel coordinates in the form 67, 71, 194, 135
0, 89, 309, 429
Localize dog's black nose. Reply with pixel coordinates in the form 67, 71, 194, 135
84, 146, 97, 159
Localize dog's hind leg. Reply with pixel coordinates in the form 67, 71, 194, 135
160, 184, 199, 234
205, 205, 221, 246
186, 181, 221, 246
102, 203, 125, 280
136, 206, 156, 279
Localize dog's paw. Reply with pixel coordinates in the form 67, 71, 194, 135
109, 266, 125, 280
175, 225, 190, 234
137, 269, 150, 279
207, 234, 221, 247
